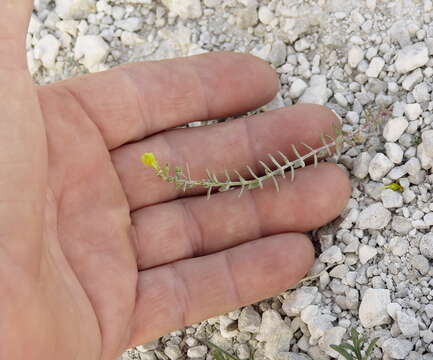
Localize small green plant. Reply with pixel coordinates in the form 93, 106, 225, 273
384, 180, 404, 192
330, 328, 379, 360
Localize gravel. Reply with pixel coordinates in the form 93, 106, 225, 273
29, 0, 433, 359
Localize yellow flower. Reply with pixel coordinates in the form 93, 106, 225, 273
141, 152, 160, 170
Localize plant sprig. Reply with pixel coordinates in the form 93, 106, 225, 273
141, 108, 386, 199
330, 328, 379, 360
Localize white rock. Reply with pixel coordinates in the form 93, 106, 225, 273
410, 254, 430, 275
348, 46, 364, 68
387, 302, 402, 320
404, 103, 422, 120
161, 0, 202, 19
282, 287, 318, 316
419, 233, 433, 259
358, 245, 378, 264
389, 237, 409, 256
258, 6, 274, 25
28, 14, 43, 34
55, 0, 96, 19
381, 338, 413, 359
318, 327, 346, 357
425, 304, 433, 318
34, 34, 60, 69
383, 117, 409, 142
381, 189, 403, 208
417, 142, 433, 170
298, 75, 330, 105
187, 346, 208, 358
402, 69, 423, 90
27, 50, 41, 75
357, 203, 391, 229
395, 42, 429, 74
405, 158, 421, 176
368, 153, 394, 180
422, 130, 433, 157
257, 310, 283, 342
424, 213, 433, 227
319, 246, 343, 264
396, 311, 419, 337
352, 152, 371, 179
385, 143, 404, 164
238, 306, 261, 333
359, 288, 391, 328
269, 40, 287, 67
115, 17, 143, 32
413, 82, 430, 102
164, 345, 182, 360
264, 322, 293, 359
288, 78, 308, 99
389, 21, 411, 47
366, 57, 385, 77
74, 35, 109, 72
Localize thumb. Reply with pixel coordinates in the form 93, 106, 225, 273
0, 0, 47, 274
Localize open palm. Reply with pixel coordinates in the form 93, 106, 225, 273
1, 2, 351, 360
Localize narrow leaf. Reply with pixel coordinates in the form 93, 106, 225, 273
330, 345, 354, 360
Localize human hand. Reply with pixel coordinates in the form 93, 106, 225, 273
1, 2, 350, 359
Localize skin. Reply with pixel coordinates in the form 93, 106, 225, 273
0, 2, 351, 359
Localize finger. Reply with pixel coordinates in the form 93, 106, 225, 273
128, 233, 314, 347
131, 163, 350, 270
0, 0, 33, 68
40, 52, 279, 149
112, 104, 339, 209
0, 1, 46, 274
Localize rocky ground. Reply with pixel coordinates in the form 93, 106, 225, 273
30, 0, 433, 359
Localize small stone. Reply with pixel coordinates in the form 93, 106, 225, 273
389, 21, 411, 47
74, 35, 109, 72
368, 153, 394, 180
318, 327, 346, 357
405, 158, 421, 176
395, 42, 429, 74
34, 34, 61, 69
348, 46, 364, 68
258, 6, 274, 25
419, 233, 433, 259
115, 17, 143, 32
319, 246, 343, 264
269, 40, 287, 67
164, 345, 182, 360
381, 189, 403, 208
410, 254, 430, 275
391, 216, 413, 234
257, 310, 283, 342
282, 287, 318, 316
402, 69, 423, 91
359, 288, 391, 328
357, 203, 391, 230
425, 304, 433, 318
381, 338, 413, 359
422, 130, 433, 157
397, 311, 419, 337
358, 245, 378, 264
298, 75, 330, 105
387, 302, 402, 320
288, 78, 308, 99
383, 117, 409, 142
424, 213, 433, 226
352, 152, 371, 179
389, 237, 409, 256
161, 0, 202, 19
385, 143, 404, 164
55, 0, 96, 19
238, 306, 261, 333
404, 103, 422, 120
264, 322, 293, 359
366, 57, 385, 77
187, 346, 208, 358
413, 82, 430, 102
